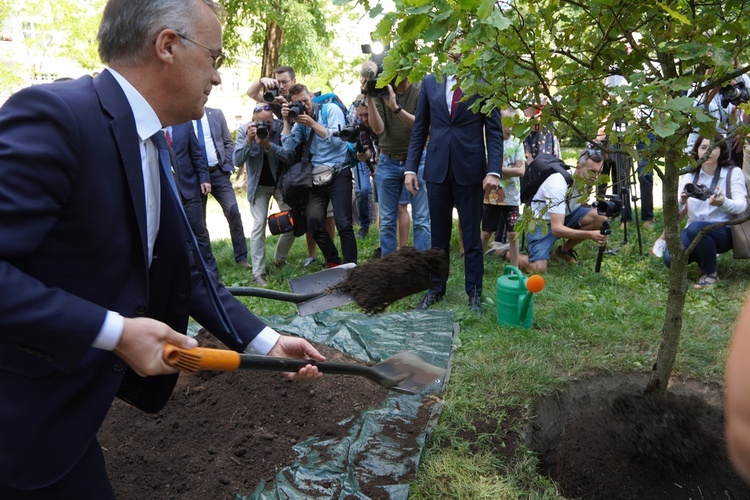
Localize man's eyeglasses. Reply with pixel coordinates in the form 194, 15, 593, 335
253, 105, 273, 113
352, 100, 367, 107
277, 79, 291, 85
579, 148, 603, 162
177, 33, 226, 70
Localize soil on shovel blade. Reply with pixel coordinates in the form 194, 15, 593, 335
97, 332, 411, 499
526, 373, 750, 499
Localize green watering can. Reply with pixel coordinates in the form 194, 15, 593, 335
495, 266, 546, 328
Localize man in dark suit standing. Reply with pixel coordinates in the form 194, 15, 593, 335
169, 124, 219, 276
194, 106, 251, 268
0, 0, 323, 496
405, 66, 504, 314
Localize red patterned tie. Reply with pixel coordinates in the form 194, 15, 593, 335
165, 129, 173, 147
450, 85, 462, 118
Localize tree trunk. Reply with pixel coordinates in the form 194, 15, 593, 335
645, 137, 690, 396
260, 21, 283, 78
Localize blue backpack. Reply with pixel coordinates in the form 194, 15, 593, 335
313, 92, 351, 125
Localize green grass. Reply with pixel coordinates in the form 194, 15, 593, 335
208, 196, 750, 498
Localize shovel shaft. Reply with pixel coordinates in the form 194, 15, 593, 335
225, 287, 323, 304
162, 346, 397, 388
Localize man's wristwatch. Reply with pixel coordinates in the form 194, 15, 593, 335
394, 106, 403, 114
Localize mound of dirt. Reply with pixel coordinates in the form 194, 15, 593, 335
527, 373, 750, 499
98, 333, 392, 499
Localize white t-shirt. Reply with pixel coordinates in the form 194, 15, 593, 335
530, 172, 581, 220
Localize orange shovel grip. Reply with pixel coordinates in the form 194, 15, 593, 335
163, 345, 241, 373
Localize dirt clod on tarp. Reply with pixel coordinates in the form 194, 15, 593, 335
98, 331, 393, 499
334, 247, 449, 314
529, 373, 750, 500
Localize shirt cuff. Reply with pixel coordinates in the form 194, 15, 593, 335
404, 170, 417, 175
92, 311, 124, 351
487, 172, 502, 178
720, 197, 736, 213
244, 326, 281, 355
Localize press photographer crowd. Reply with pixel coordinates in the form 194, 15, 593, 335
230, 54, 750, 303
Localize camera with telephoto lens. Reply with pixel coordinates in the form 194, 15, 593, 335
253, 120, 271, 140
287, 101, 306, 121
593, 195, 623, 218
684, 182, 712, 201
332, 125, 359, 143
263, 88, 280, 103
355, 140, 366, 154
720, 81, 750, 108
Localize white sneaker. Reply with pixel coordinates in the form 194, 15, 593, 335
303, 257, 316, 268
651, 238, 667, 258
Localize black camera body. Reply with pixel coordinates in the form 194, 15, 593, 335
287, 101, 306, 121
365, 78, 389, 98
263, 88, 280, 103
720, 81, 750, 108
594, 195, 623, 218
355, 140, 367, 154
684, 182, 712, 201
332, 125, 359, 143
253, 120, 272, 140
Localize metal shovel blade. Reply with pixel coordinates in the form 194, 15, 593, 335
373, 352, 447, 395
289, 262, 356, 316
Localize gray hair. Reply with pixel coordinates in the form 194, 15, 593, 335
97, 0, 223, 65
360, 61, 379, 81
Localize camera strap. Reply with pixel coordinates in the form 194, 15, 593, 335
692, 166, 722, 193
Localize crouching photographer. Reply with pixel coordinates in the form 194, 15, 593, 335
507, 150, 609, 273
281, 83, 356, 266
662, 134, 748, 289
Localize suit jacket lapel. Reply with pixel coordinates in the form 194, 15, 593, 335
206, 109, 223, 166
93, 71, 150, 270
438, 77, 451, 121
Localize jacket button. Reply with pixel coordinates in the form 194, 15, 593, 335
135, 306, 148, 315
113, 361, 125, 372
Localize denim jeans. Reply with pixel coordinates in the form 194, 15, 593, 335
353, 161, 372, 230
374, 151, 431, 256
663, 221, 732, 275
623, 134, 655, 223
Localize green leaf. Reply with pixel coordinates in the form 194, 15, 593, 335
655, 1, 691, 25
653, 114, 680, 138
484, 10, 511, 31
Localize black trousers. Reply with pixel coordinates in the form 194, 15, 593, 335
306, 167, 357, 265
203, 169, 248, 263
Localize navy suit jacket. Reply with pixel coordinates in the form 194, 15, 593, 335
171, 122, 210, 200
405, 74, 504, 184
205, 106, 235, 173
0, 71, 267, 489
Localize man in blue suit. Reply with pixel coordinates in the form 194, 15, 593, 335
0, 0, 324, 496
193, 106, 251, 268
405, 69, 504, 314
169, 123, 219, 276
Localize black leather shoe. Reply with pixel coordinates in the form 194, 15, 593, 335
416, 291, 444, 310
469, 294, 483, 315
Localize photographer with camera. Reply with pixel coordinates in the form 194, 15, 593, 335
281, 83, 356, 266
347, 96, 378, 239
662, 134, 748, 289
235, 104, 298, 286
362, 61, 431, 258
246, 66, 297, 119
503, 149, 609, 273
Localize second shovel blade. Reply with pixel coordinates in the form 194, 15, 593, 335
289, 263, 356, 316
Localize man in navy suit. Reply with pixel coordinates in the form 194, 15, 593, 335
193, 106, 251, 268
169, 123, 219, 276
405, 66, 504, 314
0, 0, 323, 496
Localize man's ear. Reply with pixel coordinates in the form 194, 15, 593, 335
153, 29, 180, 65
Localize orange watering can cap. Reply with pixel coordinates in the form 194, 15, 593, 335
526, 274, 545, 293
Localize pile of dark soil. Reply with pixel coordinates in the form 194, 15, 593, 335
336, 247, 449, 314
528, 373, 750, 499
98, 333, 394, 499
